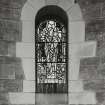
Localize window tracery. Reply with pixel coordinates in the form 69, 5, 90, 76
36, 20, 67, 84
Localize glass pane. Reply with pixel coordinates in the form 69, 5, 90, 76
36, 43, 66, 62
37, 63, 66, 83
36, 20, 67, 93
37, 20, 66, 42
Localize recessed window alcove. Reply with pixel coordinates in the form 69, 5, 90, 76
35, 5, 68, 105
21, 0, 86, 104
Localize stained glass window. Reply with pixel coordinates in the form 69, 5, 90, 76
36, 20, 68, 93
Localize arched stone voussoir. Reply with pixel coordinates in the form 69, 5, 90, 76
21, 1, 35, 21
45, 0, 60, 5
21, 0, 45, 21
58, 0, 75, 11
67, 4, 83, 22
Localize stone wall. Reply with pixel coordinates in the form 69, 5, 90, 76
0, 0, 27, 104
20, 0, 97, 104
79, 0, 105, 104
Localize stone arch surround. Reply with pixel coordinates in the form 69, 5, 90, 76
8, 0, 97, 104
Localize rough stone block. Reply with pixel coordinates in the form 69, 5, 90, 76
0, 0, 27, 9
0, 93, 9, 104
85, 20, 105, 41
96, 92, 105, 104
86, 20, 105, 33
101, 56, 105, 64
0, 41, 16, 56
0, 20, 22, 41
80, 57, 100, 66
79, 57, 102, 80
0, 63, 15, 79
85, 32, 97, 41
83, 80, 105, 92
13, 60, 25, 80
102, 3, 105, 18
86, 20, 104, 39
8, 42, 16, 56
97, 63, 105, 79
82, 3, 101, 21
0, 7, 21, 20
0, 40, 8, 55
87, 31, 105, 56
97, 46, 105, 57
79, 0, 104, 8
97, 34, 105, 47
79, 57, 105, 80
0, 56, 24, 80
96, 33, 105, 56
0, 80, 23, 92
78, 0, 105, 20
79, 65, 99, 80
0, 56, 20, 64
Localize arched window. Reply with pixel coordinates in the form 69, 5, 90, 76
35, 6, 68, 93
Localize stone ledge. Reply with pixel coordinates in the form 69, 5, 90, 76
36, 94, 67, 105
68, 92, 96, 104
9, 93, 35, 104
0, 92, 35, 104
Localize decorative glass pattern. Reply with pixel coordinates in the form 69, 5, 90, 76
36, 20, 67, 85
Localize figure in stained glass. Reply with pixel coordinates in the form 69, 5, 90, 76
36, 20, 67, 84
